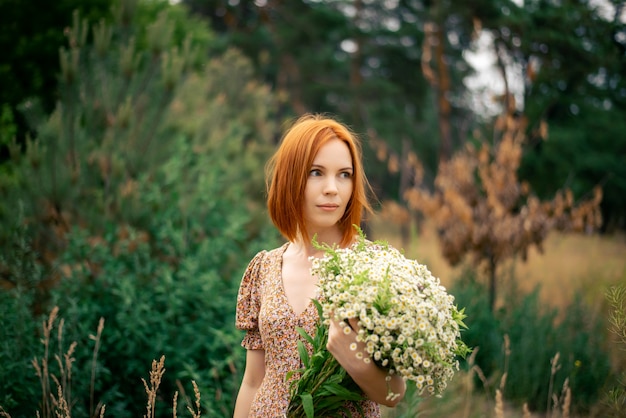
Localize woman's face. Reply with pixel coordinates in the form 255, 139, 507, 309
303, 138, 354, 235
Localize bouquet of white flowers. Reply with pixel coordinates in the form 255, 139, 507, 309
286, 229, 470, 418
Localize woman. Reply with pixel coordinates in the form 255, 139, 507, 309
233, 114, 406, 417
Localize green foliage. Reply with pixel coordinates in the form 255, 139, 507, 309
520, 105, 626, 232
2, 0, 272, 229
0, 0, 279, 251
451, 271, 612, 413
286, 300, 366, 418
0, 0, 281, 416
2, 123, 280, 416
0, 104, 16, 148
5, 124, 274, 415
182, 0, 462, 193
51, 221, 247, 416
386, 383, 426, 418
485, 0, 626, 230
0, 213, 45, 415
0, 0, 113, 159
0, 105, 22, 220
600, 285, 626, 417
449, 270, 503, 379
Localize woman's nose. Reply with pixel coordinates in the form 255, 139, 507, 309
323, 177, 338, 194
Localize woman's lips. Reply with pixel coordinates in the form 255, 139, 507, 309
318, 204, 339, 211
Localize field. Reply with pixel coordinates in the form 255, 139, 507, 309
371, 217, 626, 310
371, 216, 626, 418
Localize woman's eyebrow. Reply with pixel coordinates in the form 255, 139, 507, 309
310, 164, 353, 171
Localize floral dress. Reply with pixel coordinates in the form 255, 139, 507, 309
236, 243, 381, 418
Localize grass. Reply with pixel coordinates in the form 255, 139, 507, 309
0, 307, 202, 418
370, 216, 626, 310
2, 215, 624, 417
381, 336, 575, 418
372, 215, 626, 418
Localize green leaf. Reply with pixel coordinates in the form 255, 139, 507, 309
297, 340, 309, 369
325, 383, 365, 400
296, 326, 315, 346
300, 393, 314, 418
312, 298, 324, 319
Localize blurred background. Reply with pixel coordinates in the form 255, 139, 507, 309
0, 0, 625, 417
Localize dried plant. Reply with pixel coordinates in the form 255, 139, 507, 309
4, 307, 107, 418
33, 306, 59, 417
51, 385, 70, 418
89, 318, 105, 417
174, 380, 201, 418
142, 356, 166, 418
501, 334, 510, 391
462, 348, 479, 418
28, 307, 77, 418
185, 381, 202, 418
547, 352, 561, 415
561, 379, 571, 418
1, 306, 205, 418
402, 101, 602, 309
494, 389, 504, 418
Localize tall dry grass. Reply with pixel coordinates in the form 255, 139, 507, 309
371, 217, 626, 310
3, 217, 623, 417
375, 216, 626, 418
0, 308, 201, 418
383, 332, 575, 418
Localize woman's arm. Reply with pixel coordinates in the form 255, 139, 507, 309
326, 318, 406, 407
233, 349, 265, 418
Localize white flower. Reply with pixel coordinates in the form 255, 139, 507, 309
312, 234, 467, 396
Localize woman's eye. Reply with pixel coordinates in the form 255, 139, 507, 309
310, 169, 322, 177
340, 171, 353, 179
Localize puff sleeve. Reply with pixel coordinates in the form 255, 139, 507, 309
235, 250, 266, 350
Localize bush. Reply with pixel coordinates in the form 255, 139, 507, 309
451, 271, 612, 414
0, 215, 45, 415
448, 270, 503, 381
1, 131, 280, 416
50, 130, 279, 416
0, 0, 281, 416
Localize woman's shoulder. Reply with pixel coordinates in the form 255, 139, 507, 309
239, 242, 288, 289
247, 242, 289, 266
265, 242, 289, 259
268, 241, 289, 253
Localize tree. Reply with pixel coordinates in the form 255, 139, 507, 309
471, 0, 626, 230
180, 0, 475, 200
0, 0, 113, 154
403, 98, 602, 310
0, 0, 281, 414
179, 0, 626, 228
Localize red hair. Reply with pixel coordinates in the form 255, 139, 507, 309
266, 114, 373, 247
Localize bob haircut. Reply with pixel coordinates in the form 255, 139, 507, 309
266, 114, 373, 247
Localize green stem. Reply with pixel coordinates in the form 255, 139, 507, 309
287, 357, 342, 417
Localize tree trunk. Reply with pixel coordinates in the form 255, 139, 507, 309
421, 2, 453, 163
434, 20, 452, 163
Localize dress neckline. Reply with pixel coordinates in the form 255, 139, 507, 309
278, 242, 318, 318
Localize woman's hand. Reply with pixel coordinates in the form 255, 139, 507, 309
326, 317, 406, 407
327, 317, 367, 363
